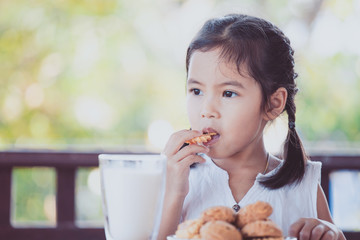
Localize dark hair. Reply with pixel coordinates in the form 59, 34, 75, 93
186, 14, 307, 189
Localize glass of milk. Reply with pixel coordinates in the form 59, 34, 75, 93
99, 154, 166, 240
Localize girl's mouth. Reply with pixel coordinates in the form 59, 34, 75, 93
202, 128, 220, 146
203, 133, 220, 146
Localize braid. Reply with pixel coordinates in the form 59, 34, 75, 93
260, 87, 307, 189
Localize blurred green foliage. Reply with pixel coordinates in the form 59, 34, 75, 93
12, 167, 56, 225
0, 0, 188, 148
298, 54, 360, 141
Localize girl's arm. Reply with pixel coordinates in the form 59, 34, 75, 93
157, 130, 209, 240
157, 190, 185, 240
289, 184, 346, 240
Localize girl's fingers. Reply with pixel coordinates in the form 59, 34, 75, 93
164, 129, 202, 156
290, 219, 338, 240
322, 230, 336, 240
174, 144, 209, 162
178, 154, 206, 168
289, 219, 305, 238
299, 220, 318, 240
166, 142, 208, 175
311, 224, 326, 240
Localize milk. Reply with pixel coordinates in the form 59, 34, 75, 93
99, 154, 166, 240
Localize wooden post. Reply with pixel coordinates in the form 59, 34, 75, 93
56, 167, 76, 228
0, 167, 12, 227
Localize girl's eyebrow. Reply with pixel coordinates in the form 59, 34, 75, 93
187, 78, 203, 85
218, 81, 245, 89
187, 79, 245, 89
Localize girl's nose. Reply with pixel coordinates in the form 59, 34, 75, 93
201, 101, 220, 119
201, 112, 219, 118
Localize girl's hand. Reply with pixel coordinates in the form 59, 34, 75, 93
289, 218, 342, 240
162, 129, 209, 199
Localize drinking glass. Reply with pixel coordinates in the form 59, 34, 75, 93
99, 154, 166, 240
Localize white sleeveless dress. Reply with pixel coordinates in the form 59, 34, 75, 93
181, 154, 322, 235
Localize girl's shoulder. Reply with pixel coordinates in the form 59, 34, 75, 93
304, 159, 322, 182
306, 159, 322, 169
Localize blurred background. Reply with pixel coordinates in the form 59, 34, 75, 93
1, 0, 359, 232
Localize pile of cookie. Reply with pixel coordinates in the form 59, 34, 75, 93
175, 201, 283, 240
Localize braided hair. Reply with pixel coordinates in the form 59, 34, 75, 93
186, 14, 306, 189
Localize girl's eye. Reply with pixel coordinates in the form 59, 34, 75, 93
190, 88, 202, 95
223, 90, 237, 98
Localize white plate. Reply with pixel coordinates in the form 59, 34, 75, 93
167, 235, 297, 240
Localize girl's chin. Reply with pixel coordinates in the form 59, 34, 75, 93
205, 149, 224, 159
206, 147, 244, 161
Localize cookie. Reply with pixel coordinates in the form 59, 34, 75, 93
185, 133, 216, 144
241, 220, 283, 238
201, 206, 236, 223
200, 221, 242, 240
236, 201, 273, 228
175, 218, 204, 239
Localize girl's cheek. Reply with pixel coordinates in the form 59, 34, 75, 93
187, 97, 197, 111
187, 107, 197, 121
187, 106, 199, 125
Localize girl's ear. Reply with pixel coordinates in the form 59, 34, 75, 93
264, 87, 288, 121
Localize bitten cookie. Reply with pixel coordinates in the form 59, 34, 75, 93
241, 220, 283, 238
175, 219, 203, 239
236, 201, 273, 228
185, 133, 216, 144
201, 206, 236, 223
200, 221, 242, 240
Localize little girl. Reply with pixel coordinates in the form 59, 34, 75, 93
158, 14, 346, 240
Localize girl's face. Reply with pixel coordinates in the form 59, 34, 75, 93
186, 49, 268, 160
